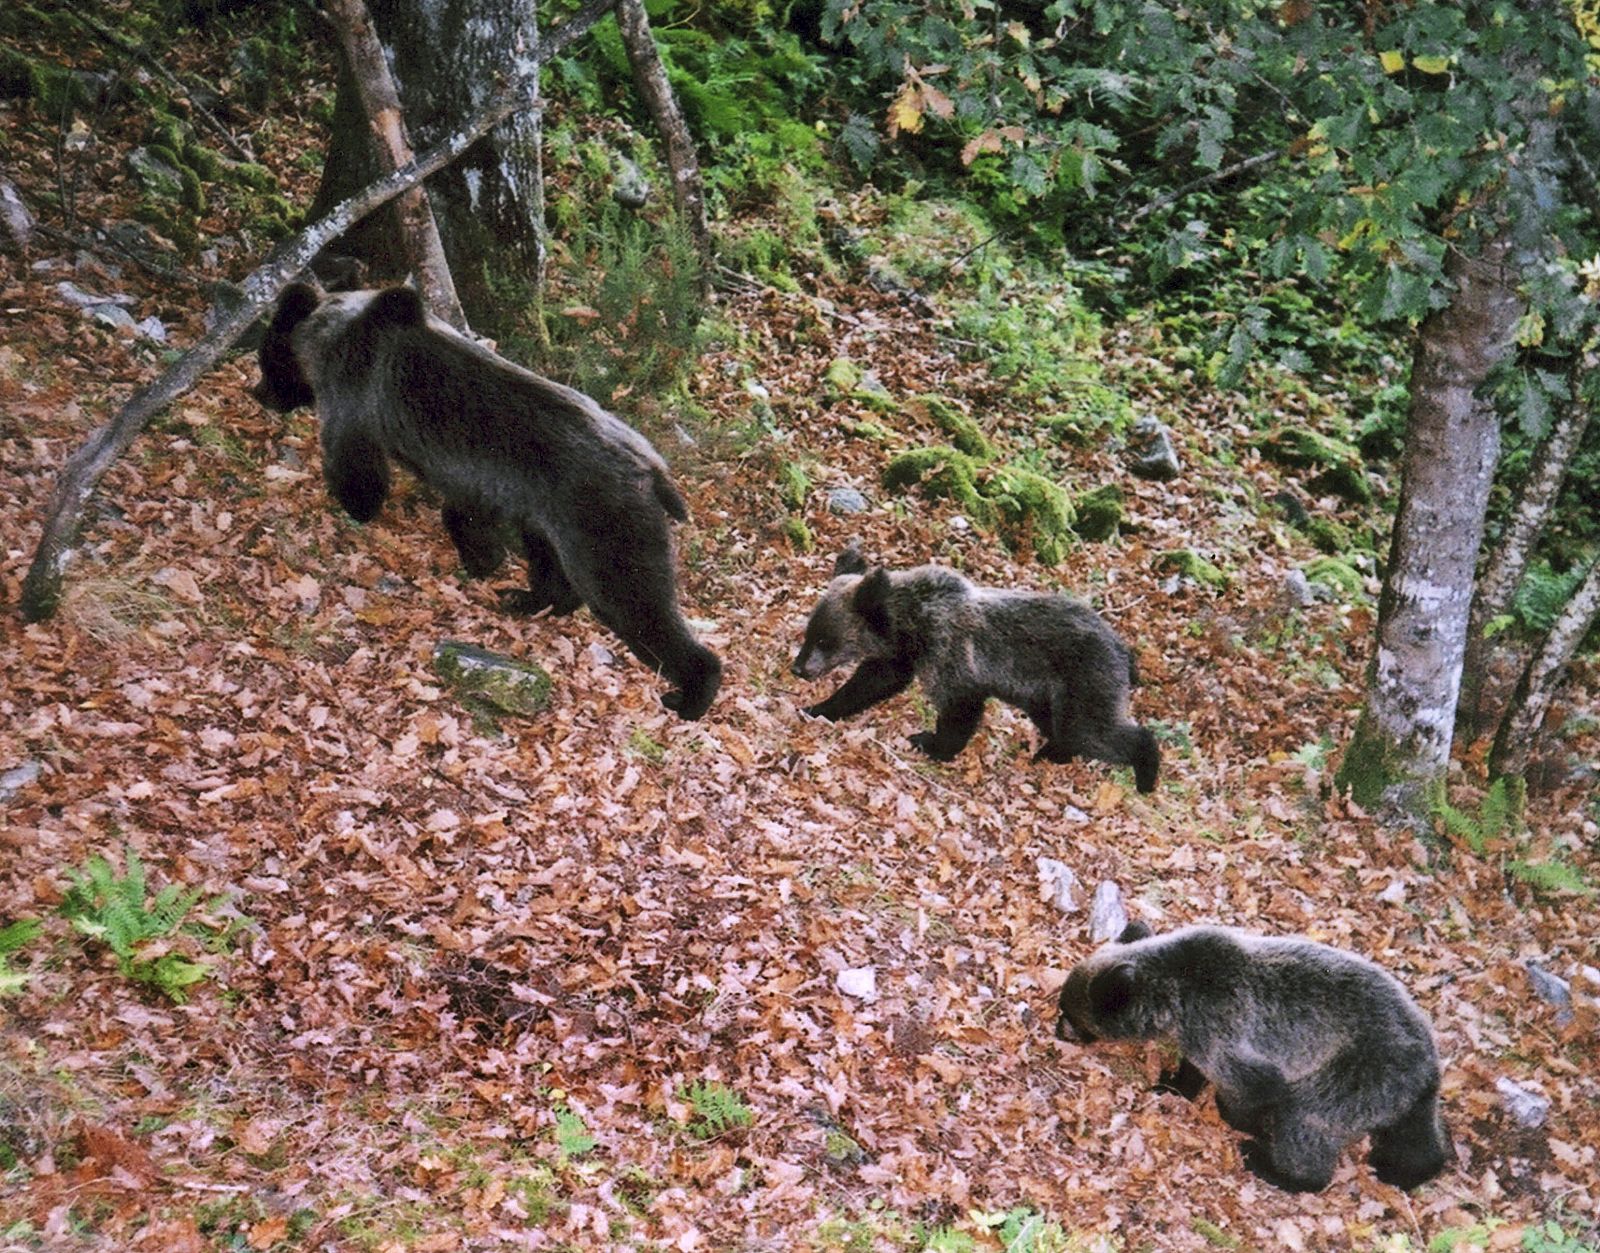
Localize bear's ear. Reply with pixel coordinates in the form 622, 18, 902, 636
1088, 962, 1137, 1020
1117, 922, 1153, 944
852, 567, 892, 636
273, 282, 322, 330
363, 286, 427, 330
833, 542, 869, 576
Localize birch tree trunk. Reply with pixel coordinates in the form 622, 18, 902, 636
614, 0, 712, 281
324, 0, 466, 330
309, 0, 546, 332
1459, 347, 1595, 734
1335, 236, 1521, 821
1489, 551, 1600, 779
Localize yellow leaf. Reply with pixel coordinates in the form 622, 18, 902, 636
1379, 49, 1405, 74
1514, 310, 1546, 348
1412, 54, 1450, 74
887, 85, 924, 137
1006, 20, 1030, 47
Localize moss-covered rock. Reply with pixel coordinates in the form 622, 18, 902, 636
129, 146, 187, 203
1304, 516, 1353, 555
228, 161, 277, 192
183, 142, 224, 182
825, 357, 861, 393
912, 393, 995, 460
1153, 548, 1229, 589
882, 445, 991, 522
1255, 427, 1372, 504
844, 418, 893, 443
1072, 484, 1126, 541
0, 46, 42, 99
1303, 556, 1363, 599
778, 460, 810, 510
984, 463, 1076, 565
431, 640, 552, 724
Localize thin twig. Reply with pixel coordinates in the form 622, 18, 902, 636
33, 222, 199, 287
66, 8, 255, 162
1121, 145, 1287, 230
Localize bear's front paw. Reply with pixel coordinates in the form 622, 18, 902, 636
909, 731, 958, 761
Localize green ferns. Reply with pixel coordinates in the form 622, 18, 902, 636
679, 1080, 755, 1140
0, 918, 41, 996
59, 849, 237, 1003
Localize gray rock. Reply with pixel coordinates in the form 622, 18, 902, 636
1495, 1076, 1551, 1129
1089, 880, 1128, 941
127, 146, 186, 202
0, 176, 33, 253
827, 486, 869, 515
56, 281, 136, 310
0, 761, 42, 804
90, 305, 137, 332
1281, 568, 1314, 608
1524, 959, 1574, 1026
1037, 858, 1082, 913
134, 316, 168, 344
1128, 415, 1181, 482
612, 156, 650, 210
432, 641, 552, 721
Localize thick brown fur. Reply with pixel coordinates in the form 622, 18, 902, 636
792, 545, 1159, 790
1056, 922, 1451, 1193
253, 283, 720, 720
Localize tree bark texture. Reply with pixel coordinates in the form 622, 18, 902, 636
20, 0, 618, 622
1489, 550, 1600, 779
614, 0, 712, 280
1459, 347, 1596, 734
1336, 237, 1522, 819
309, 0, 546, 331
324, 0, 467, 330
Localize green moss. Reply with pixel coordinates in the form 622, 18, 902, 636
178, 166, 207, 214
431, 641, 552, 724
825, 358, 861, 393
0, 46, 42, 99
913, 393, 995, 460
1334, 713, 1444, 818
1038, 383, 1135, 443
184, 142, 223, 181
1302, 556, 1362, 598
844, 418, 893, 443
229, 162, 277, 192
1153, 548, 1229, 589
1304, 516, 1353, 555
1072, 484, 1126, 541
851, 386, 900, 415
1255, 427, 1372, 504
145, 143, 185, 172
780, 516, 814, 553
150, 119, 187, 154
984, 463, 1075, 565
882, 446, 990, 522
778, 460, 811, 510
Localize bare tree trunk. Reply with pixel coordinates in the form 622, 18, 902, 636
19, 0, 619, 622
1490, 550, 1600, 778
308, 0, 546, 334
1460, 347, 1596, 734
615, 0, 712, 281
1335, 237, 1522, 822
325, 0, 466, 330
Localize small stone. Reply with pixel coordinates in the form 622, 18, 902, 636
827, 486, 869, 515
90, 304, 137, 332
1377, 879, 1406, 905
1060, 804, 1090, 823
134, 316, 167, 343
0, 176, 33, 253
1523, 960, 1574, 1025
586, 642, 618, 668
1037, 858, 1082, 913
612, 155, 650, 209
0, 761, 42, 804
1495, 1076, 1550, 1129
56, 280, 136, 310
836, 966, 876, 1000
431, 640, 552, 718
1281, 568, 1314, 608
1090, 881, 1128, 941
948, 515, 971, 533
1128, 415, 1181, 482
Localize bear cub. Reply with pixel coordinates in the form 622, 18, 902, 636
254, 282, 720, 720
792, 545, 1159, 791
1056, 922, 1452, 1192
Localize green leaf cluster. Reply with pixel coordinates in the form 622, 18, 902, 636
679, 1080, 754, 1139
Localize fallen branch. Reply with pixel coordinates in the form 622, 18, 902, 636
20, 0, 620, 622
1121, 146, 1287, 230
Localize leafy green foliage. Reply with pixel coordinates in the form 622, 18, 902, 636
1433, 779, 1516, 854
58, 849, 240, 1003
553, 1106, 598, 1159
1508, 859, 1596, 900
679, 1080, 754, 1139
0, 917, 41, 996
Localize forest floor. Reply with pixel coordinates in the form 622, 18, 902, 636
1, 11, 1599, 1253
